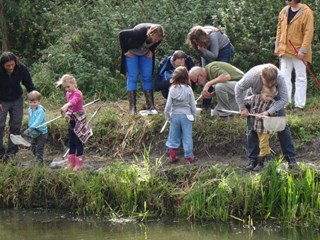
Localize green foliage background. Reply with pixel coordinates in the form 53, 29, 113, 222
1, 0, 319, 101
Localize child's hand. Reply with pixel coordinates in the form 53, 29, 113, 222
23, 129, 30, 136
0, 104, 3, 112
64, 112, 72, 121
60, 103, 70, 115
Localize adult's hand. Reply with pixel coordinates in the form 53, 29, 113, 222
145, 51, 153, 58
240, 108, 249, 117
124, 51, 134, 58
274, 46, 279, 55
203, 82, 216, 97
197, 46, 205, 52
297, 51, 305, 60
201, 90, 215, 99
0, 104, 3, 111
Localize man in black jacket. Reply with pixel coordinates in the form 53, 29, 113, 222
0, 52, 36, 160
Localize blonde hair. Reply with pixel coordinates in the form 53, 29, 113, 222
261, 64, 278, 86
147, 24, 165, 39
172, 66, 191, 86
187, 26, 210, 49
261, 85, 276, 96
27, 90, 42, 101
55, 74, 78, 88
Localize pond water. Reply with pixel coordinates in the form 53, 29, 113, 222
0, 209, 319, 240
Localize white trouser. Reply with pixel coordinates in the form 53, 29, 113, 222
280, 56, 307, 108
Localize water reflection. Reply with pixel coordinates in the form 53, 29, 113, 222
0, 209, 319, 240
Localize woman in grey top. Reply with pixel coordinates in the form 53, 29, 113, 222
187, 25, 233, 66
164, 67, 197, 164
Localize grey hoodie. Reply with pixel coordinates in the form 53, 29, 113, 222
164, 85, 197, 121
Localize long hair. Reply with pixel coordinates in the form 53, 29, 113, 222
0, 51, 19, 67
171, 66, 191, 86
147, 24, 165, 39
187, 26, 210, 49
55, 74, 78, 88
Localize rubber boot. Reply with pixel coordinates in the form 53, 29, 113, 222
185, 157, 194, 164
245, 158, 257, 171
66, 154, 76, 169
144, 90, 157, 113
168, 148, 179, 163
128, 91, 137, 115
73, 155, 84, 171
287, 157, 298, 170
253, 156, 264, 171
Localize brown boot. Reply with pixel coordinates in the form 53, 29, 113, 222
144, 90, 156, 110
128, 91, 137, 115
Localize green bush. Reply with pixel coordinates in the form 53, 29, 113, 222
2, 0, 319, 100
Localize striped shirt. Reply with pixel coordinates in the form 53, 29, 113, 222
245, 95, 276, 134
235, 64, 289, 115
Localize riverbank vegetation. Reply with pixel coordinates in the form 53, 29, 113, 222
0, 152, 319, 226
1, 0, 319, 101
0, 95, 320, 226
0, 0, 320, 227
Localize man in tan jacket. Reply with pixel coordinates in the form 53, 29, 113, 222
274, 0, 314, 112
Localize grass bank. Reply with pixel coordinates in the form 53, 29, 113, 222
1, 94, 320, 226
0, 154, 319, 226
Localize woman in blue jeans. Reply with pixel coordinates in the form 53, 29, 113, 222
119, 23, 165, 115
164, 66, 197, 164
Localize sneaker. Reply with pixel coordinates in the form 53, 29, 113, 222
168, 148, 179, 162
185, 157, 194, 164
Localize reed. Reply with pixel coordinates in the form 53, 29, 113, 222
0, 155, 319, 226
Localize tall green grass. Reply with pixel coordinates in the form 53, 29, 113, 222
0, 154, 319, 226
177, 161, 320, 225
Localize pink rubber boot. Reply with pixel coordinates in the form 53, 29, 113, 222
168, 148, 179, 163
73, 155, 84, 171
65, 154, 76, 169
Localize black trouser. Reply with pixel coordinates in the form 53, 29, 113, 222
31, 133, 47, 163
68, 121, 84, 156
0, 97, 23, 156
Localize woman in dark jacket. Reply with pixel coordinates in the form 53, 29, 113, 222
0, 51, 35, 160
119, 23, 165, 115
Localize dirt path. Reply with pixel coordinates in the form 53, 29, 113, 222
13, 137, 320, 171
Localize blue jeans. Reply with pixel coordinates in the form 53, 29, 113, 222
166, 114, 194, 158
201, 42, 233, 66
216, 43, 232, 63
246, 96, 295, 163
125, 55, 153, 91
